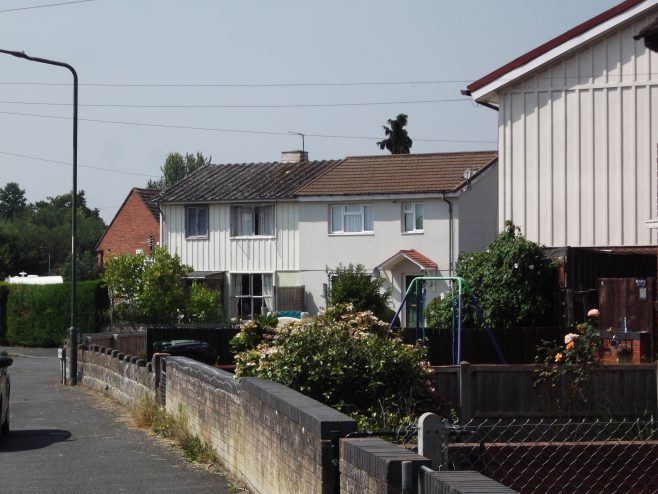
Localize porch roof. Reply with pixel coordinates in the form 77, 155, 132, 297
376, 249, 438, 271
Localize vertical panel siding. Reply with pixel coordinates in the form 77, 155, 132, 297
161, 202, 299, 272
498, 13, 658, 247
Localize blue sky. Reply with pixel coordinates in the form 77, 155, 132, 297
0, 0, 622, 222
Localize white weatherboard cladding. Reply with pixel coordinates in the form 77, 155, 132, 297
497, 13, 658, 247
160, 202, 299, 272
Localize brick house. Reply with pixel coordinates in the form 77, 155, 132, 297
96, 188, 160, 265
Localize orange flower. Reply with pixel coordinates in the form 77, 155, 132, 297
554, 352, 563, 363
566, 341, 574, 351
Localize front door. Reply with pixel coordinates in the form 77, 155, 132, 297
405, 275, 422, 328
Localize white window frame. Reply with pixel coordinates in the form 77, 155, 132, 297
185, 205, 209, 239
402, 202, 424, 233
230, 204, 275, 238
329, 204, 374, 234
232, 273, 274, 320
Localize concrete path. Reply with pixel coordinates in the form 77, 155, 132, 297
0, 347, 237, 494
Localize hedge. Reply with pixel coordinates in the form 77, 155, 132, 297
0, 282, 9, 344
6, 280, 109, 347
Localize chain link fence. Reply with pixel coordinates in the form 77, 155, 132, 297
438, 418, 658, 494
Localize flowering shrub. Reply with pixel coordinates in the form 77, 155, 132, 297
232, 304, 439, 430
535, 310, 602, 408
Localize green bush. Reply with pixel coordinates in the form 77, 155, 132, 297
326, 263, 391, 320
0, 282, 9, 343
234, 304, 438, 430
426, 222, 559, 329
6, 280, 108, 347
184, 282, 223, 323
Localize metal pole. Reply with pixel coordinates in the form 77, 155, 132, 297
0, 49, 78, 384
401, 461, 413, 493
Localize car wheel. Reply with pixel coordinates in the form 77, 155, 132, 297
0, 405, 7, 435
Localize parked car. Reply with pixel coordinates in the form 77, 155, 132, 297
0, 355, 12, 436
152, 340, 218, 365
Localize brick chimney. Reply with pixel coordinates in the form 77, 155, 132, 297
281, 150, 308, 163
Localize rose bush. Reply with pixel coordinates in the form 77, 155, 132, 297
232, 304, 440, 431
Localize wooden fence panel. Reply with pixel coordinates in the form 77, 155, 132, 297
114, 332, 146, 357
434, 363, 658, 419
277, 286, 305, 312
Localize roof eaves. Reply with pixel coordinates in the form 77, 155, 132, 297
467, 0, 654, 101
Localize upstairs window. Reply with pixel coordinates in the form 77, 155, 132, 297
330, 205, 374, 234
186, 206, 208, 238
231, 205, 275, 237
403, 203, 424, 233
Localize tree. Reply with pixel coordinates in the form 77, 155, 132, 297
426, 222, 559, 329
377, 114, 413, 154
0, 188, 105, 279
102, 248, 223, 324
0, 182, 27, 221
147, 152, 212, 190
326, 263, 392, 320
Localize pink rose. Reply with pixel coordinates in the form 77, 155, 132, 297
587, 308, 600, 318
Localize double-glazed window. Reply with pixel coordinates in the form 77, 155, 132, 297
186, 206, 208, 238
402, 202, 423, 233
232, 273, 273, 320
330, 204, 374, 234
231, 205, 274, 237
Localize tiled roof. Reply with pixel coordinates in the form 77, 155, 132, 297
156, 160, 341, 203
467, 0, 648, 94
377, 249, 439, 270
133, 188, 161, 221
295, 151, 497, 196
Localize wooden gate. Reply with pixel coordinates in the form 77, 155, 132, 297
598, 277, 655, 333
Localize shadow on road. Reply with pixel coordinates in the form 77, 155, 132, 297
0, 429, 72, 452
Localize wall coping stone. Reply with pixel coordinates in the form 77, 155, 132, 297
424, 471, 518, 493
167, 357, 240, 394
341, 437, 430, 482
241, 377, 357, 438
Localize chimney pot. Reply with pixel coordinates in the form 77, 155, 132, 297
281, 150, 308, 163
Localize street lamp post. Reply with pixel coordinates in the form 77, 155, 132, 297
0, 49, 79, 384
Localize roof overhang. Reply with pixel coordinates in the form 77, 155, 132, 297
376, 249, 438, 272
469, 0, 658, 103
184, 271, 225, 280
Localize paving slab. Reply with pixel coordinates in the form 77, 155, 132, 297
0, 346, 238, 494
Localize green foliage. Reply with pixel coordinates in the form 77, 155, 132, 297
425, 222, 559, 329
184, 282, 223, 323
535, 314, 602, 411
147, 152, 211, 189
377, 113, 413, 154
0, 186, 105, 279
326, 263, 391, 320
103, 248, 223, 324
233, 304, 437, 430
6, 280, 108, 346
0, 182, 27, 221
0, 282, 9, 344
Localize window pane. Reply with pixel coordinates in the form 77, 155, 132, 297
240, 208, 253, 236
331, 206, 342, 232
253, 298, 263, 317
364, 206, 373, 231
258, 206, 274, 236
240, 274, 251, 296
404, 212, 414, 232
345, 205, 360, 213
198, 207, 208, 236
344, 213, 362, 232
238, 298, 252, 319
186, 208, 196, 236
252, 274, 262, 296
403, 203, 413, 213
415, 204, 424, 230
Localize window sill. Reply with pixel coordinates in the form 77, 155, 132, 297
230, 235, 276, 240
402, 231, 424, 235
185, 235, 209, 241
328, 232, 375, 237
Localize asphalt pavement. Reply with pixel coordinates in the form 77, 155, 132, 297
0, 346, 237, 494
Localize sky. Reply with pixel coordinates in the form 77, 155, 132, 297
0, 0, 624, 223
